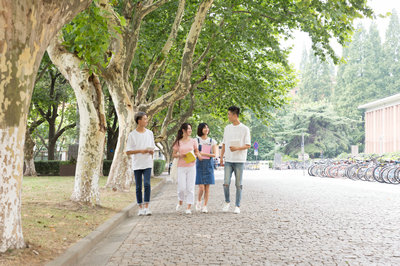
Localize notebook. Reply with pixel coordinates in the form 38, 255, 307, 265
184, 151, 196, 163
201, 144, 212, 159
230, 139, 240, 147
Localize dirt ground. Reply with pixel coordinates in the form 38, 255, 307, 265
0, 176, 162, 266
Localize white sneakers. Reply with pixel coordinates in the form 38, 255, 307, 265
222, 202, 230, 212
201, 206, 208, 213
144, 208, 152, 216
195, 201, 202, 211
222, 203, 240, 214
138, 208, 152, 216
185, 209, 192, 214
176, 204, 181, 211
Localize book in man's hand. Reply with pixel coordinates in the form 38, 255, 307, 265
184, 151, 196, 163
230, 139, 240, 147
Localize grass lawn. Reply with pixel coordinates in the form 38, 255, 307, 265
0, 176, 162, 266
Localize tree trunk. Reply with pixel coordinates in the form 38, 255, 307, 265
24, 130, 37, 176
47, 34, 106, 205
104, 79, 135, 191
0, 0, 92, 253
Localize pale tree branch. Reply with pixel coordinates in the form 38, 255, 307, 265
56, 101, 66, 133
136, 0, 186, 105
143, 0, 214, 116
142, 0, 171, 17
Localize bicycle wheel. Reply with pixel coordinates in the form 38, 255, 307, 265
373, 166, 385, 183
357, 166, 368, 181
365, 167, 375, 182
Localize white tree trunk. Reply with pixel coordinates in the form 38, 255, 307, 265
47, 35, 106, 205
105, 80, 135, 191
0, 0, 92, 252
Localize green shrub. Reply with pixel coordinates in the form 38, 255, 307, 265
34, 161, 60, 176
103, 160, 113, 176
153, 159, 166, 176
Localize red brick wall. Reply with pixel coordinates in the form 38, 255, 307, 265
364, 104, 400, 153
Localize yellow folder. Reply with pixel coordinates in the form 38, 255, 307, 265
184, 151, 196, 163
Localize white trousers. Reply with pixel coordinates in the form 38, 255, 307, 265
177, 166, 196, 205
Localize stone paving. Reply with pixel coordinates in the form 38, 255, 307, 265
80, 169, 400, 265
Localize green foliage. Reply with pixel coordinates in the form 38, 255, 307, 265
299, 49, 334, 102
62, 3, 112, 73
153, 160, 166, 176
271, 102, 358, 158
34, 161, 60, 176
382, 10, 400, 96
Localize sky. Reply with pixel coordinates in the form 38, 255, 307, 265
287, 0, 400, 69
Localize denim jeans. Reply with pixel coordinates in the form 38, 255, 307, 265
134, 168, 152, 205
223, 162, 244, 207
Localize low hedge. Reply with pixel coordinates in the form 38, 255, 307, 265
34, 161, 60, 176
153, 159, 166, 176
34, 160, 166, 176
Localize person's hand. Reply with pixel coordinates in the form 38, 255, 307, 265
230, 146, 239, 152
220, 158, 224, 167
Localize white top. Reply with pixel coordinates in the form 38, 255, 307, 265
222, 123, 251, 163
196, 136, 218, 146
126, 128, 155, 170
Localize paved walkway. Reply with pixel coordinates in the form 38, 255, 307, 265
80, 169, 400, 265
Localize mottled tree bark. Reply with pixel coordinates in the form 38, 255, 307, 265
0, 0, 91, 252
47, 33, 106, 205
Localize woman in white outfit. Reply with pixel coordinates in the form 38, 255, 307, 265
172, 123, 202, 214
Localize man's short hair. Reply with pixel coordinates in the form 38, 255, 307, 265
228, 106, 240, 116
135, 112, 147, 124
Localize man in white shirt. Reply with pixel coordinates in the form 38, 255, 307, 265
126, 112, 155, 216
220, 106, 251, 214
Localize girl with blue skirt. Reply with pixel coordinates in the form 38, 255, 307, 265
195, 123, 218, 213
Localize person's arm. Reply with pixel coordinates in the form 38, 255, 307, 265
230, 127, 251, 152
172, 145, 185, 159
126, 134, 148, 155
220, 144, 225, 166
194, 140, 202, 161
229, 144, 251, 152
126, 149, 150, 155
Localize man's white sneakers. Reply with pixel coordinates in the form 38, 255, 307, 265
144, 208, 152, 216
138, 208, 145, 216
195, 201, 202, 212
176, 204, 181, 211
185, 209, 192, 214
222, 202, 230, 212
201, 206, 208, 213
234, 206, 240, 214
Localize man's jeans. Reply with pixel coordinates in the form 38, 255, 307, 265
134, 168, 152, 205
223, 162, 244, 207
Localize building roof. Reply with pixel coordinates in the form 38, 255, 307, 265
358, 93, 400, 111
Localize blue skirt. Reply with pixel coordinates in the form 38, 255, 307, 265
195, 158, 215, 185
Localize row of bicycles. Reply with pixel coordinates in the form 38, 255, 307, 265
308, 157, 400, 184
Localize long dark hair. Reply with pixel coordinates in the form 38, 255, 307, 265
173, 123, 191, 147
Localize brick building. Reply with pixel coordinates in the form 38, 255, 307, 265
358, 93, 400, 154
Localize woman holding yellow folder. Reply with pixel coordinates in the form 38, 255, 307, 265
172, 123, 202, 214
